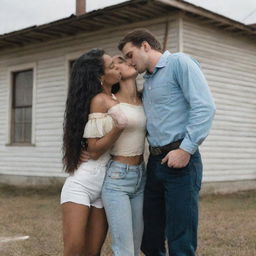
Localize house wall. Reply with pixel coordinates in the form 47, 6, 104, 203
0, 15, 179, 185
1, 11, 256, 190
181, 15, 256, 183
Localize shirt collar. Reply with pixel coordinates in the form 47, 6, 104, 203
143, 50, 171, 79
155, 50, 170, 68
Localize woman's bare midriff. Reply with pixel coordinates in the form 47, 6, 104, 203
111, 155, 143, 166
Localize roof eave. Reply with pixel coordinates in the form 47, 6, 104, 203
0, 0, 255, 50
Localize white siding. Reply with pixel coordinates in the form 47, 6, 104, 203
182, 16, 256, 182
0, 67, 8, 146
2, 12, 255, 185
167, 16, 180, 53
0, 17, 178, 178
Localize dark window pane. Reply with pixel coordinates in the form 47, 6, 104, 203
14, 124, 24, 143
13, 107, 32, 143
24, 123, 32, 142
12, 69, 33, 144
69, 60, 77, 78
70, 60, 76, 72
15, 108, 24, 123
14, 70, 33, 107
14, 108, 32, 125
25, 108, 32, 123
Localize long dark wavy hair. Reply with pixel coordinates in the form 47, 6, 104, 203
62, 49, 105, 173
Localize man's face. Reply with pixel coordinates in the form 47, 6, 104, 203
122, 42, 148, 74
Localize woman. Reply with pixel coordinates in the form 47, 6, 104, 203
97, 55, 147, 256
61, 49, 126, 256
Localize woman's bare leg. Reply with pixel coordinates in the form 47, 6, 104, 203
84, 207, 108, 256
62, 202, 90, 256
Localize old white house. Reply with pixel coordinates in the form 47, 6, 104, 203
0, 0, 256, 193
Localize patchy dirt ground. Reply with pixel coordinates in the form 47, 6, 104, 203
0, 185, 255, 256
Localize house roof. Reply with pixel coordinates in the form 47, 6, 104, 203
250, 23, 256, 29
1, 0, 255, 50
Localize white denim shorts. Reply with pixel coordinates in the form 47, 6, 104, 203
60, 154, 110, 208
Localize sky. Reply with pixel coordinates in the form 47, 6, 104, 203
0, 0, 256, 35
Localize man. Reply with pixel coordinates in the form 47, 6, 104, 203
118, 29, 216, 256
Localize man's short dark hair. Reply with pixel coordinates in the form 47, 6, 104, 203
118, 28, 162, 52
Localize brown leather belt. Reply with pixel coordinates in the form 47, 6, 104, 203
149, 139, 183, 156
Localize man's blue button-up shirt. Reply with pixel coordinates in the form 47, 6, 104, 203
142, 51, 216, 154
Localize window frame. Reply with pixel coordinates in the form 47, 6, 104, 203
6, 63, 37, 147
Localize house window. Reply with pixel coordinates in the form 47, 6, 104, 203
11, 70, 33, 144
67, 60, 77, 90
69, 59, 76, 74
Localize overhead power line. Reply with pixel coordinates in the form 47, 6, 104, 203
242, 8, 256, 22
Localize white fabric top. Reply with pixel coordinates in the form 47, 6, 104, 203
109, 103, 146, 156
83, 101, 146, 156
83, 113, 114, 138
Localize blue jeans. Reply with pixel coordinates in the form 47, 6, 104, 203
141, 150, 203, 256
102, 160, 146, 256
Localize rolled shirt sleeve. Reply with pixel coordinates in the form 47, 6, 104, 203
174, 54, 216, 154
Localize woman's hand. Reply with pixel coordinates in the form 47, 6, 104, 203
79, 150, 91, 163
108, 106, 128, 129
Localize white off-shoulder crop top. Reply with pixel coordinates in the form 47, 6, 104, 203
83, 99, 146, 157
84, 112, 114, 138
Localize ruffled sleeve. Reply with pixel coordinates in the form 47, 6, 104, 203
83, 113, 114, 138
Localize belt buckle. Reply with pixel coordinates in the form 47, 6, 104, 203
152, 147, 162, 155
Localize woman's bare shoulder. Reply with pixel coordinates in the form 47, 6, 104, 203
90, 93, 111, 113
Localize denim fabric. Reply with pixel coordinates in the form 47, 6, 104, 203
141, 150, 203, 256
142, 51, 216, 154
102, 160, 146, 256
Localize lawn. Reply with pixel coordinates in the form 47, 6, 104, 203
0, 184, 255, 256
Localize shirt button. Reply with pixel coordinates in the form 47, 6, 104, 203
149, 87, 151, 90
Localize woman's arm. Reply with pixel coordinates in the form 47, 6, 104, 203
87, 126, 123, 160
86, 94, 125, 160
